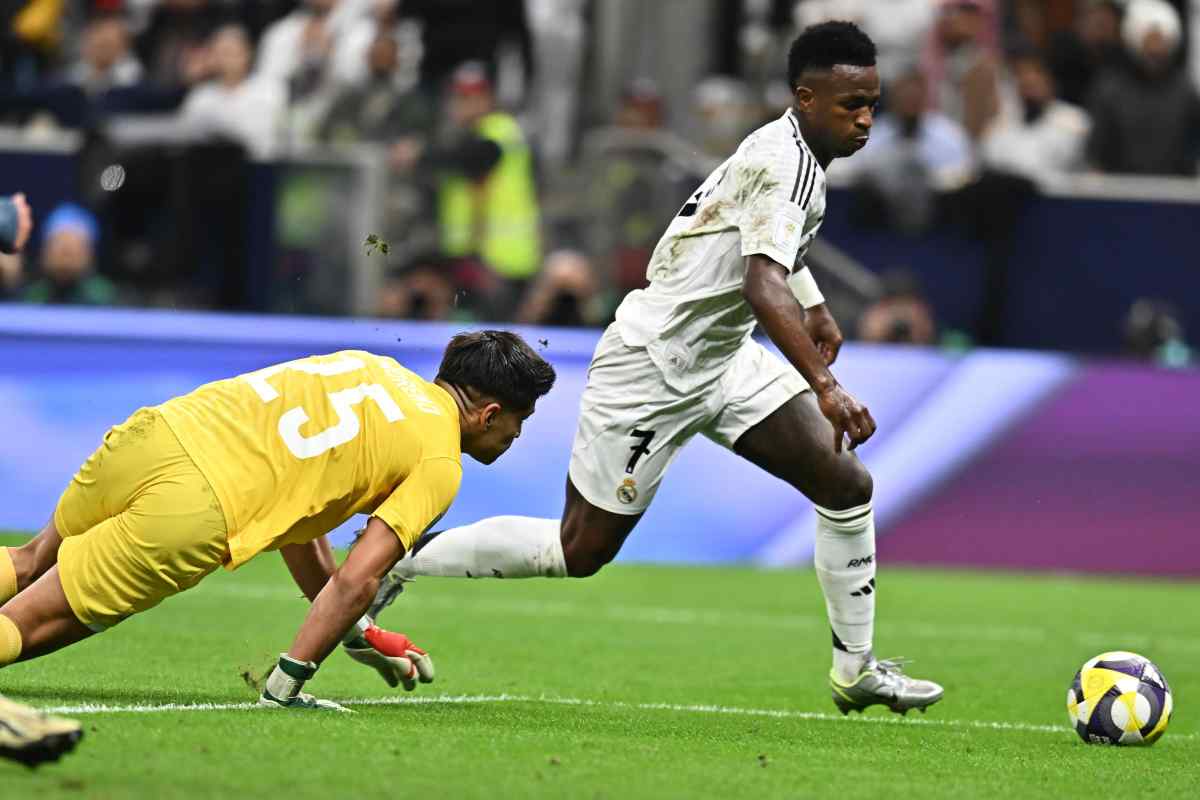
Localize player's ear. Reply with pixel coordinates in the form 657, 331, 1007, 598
480, 402, 503, 431
794, 84, 815, 112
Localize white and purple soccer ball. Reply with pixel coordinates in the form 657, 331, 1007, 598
1067, 651, 1172, 746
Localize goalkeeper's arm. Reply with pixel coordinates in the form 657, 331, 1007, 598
280, 536, 336, 601
266, 519, 434, 696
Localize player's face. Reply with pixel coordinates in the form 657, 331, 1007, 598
468, 404, 534, 464
802, 65, 881, 159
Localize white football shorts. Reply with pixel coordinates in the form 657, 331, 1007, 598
568, 325, 809, 514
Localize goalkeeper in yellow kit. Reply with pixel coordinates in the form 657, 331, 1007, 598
0, 331, 555, 715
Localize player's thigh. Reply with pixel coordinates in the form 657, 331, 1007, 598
54, 407, 166, 541
568, 326, 703, 518
564, 327, 705, 571
58, 501, 227, 632
708, 341, 872, 510
1, 567, 94, 661
56, 412, 229, 631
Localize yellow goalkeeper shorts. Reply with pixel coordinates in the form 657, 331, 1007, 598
53, 407, 229, 631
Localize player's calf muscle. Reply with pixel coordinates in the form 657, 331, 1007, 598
561, 541, 610, 578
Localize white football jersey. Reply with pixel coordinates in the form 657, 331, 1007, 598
614, 108, 827, 393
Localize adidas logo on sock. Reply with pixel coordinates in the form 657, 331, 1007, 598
850, 578, 876, 597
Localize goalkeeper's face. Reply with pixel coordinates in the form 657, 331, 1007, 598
465, 403, 534, 464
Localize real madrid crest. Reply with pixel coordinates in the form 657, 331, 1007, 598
616, 477, 638, 505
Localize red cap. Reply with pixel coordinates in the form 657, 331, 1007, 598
451, 61, 492, 96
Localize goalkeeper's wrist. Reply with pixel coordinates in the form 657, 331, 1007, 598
341, 614, 373, 648
263, 653, 319, 701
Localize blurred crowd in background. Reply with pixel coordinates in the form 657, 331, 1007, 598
0, 0, 1195, 364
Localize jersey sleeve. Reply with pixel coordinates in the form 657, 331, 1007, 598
372, 457, 463, 550
736, 133, 816, 270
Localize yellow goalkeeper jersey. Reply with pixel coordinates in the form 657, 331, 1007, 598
157, 350, 462, 569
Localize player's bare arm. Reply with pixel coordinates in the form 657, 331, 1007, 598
285, 516, 404, 666
280, 536, 337, 601
276, 531, 433, 692
742, 253, 876, 452
803, 302, 844, 366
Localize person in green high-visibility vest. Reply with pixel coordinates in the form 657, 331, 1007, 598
437, 62, 542, 318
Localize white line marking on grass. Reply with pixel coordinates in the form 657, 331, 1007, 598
41, 693, 1197, 740
44, 701, 258, 714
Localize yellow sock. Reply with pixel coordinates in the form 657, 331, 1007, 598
0, 548, 16, 604
0, 614, 21, 666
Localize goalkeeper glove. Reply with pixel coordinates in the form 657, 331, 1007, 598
343, 625, 435, 691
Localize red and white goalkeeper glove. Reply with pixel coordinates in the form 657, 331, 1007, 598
343, 624, 435, 691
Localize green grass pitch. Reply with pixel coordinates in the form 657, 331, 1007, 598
1, 532, 1195, 799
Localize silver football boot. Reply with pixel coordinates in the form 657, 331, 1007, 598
830, 657, 944, 716
368, 569, 412, 622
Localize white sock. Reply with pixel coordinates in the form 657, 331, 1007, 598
813, 502, 876, 684
394, 516, 567, 579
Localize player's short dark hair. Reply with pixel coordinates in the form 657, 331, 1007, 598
437, 330, 556, 411
787, 21, 877, 88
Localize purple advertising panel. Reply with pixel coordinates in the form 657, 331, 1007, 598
879, 364, 1200, 576
2, 306, 1197, 576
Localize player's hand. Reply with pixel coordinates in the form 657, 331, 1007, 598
816, 384, 876, 453
804, 304, 844, 365
343, 625, 435, 691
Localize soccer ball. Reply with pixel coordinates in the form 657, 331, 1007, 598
1067, 651, 1172, 745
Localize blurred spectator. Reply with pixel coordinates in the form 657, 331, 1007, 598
1048, 0, 1129, 106
373, 253, 500, 321
24, 203, 116, 306
925, 0, 1002, 140
615, 78, 664, 131
1123, 298, 1192, 367
401, 0, 533, 103
1087, 0, 1200, 176
66, 12, 144, 96
691, 75, 758, 159
0, 192, 31, 299
330, 0, 423, 90
515, 250, 610, 328
6, 0, 70, 84
579, 79, 704, 296
1192, 0, 1200, 92
256, 0, 348, 86
862, 1, 938, 84
839, 67, 973, 235
795, 0, 937, 85
375, 260, 460, 321
256, 0, 357, 145
0, 250, 21, 300
857, 269, 938, 346
431, 62, 541, 315
981, 50, 1091, 182
527, 0, 587, 167
317, 32, 431, 146
179, 25, 286, 158
137, 0, 225, 90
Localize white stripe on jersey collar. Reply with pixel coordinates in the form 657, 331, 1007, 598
783, 108, 819, 162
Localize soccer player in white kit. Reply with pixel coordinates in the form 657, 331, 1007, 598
373, 21, 943, 715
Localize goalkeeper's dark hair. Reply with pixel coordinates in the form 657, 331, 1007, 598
787, 21, 877, 88
437, 330, 556, 411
